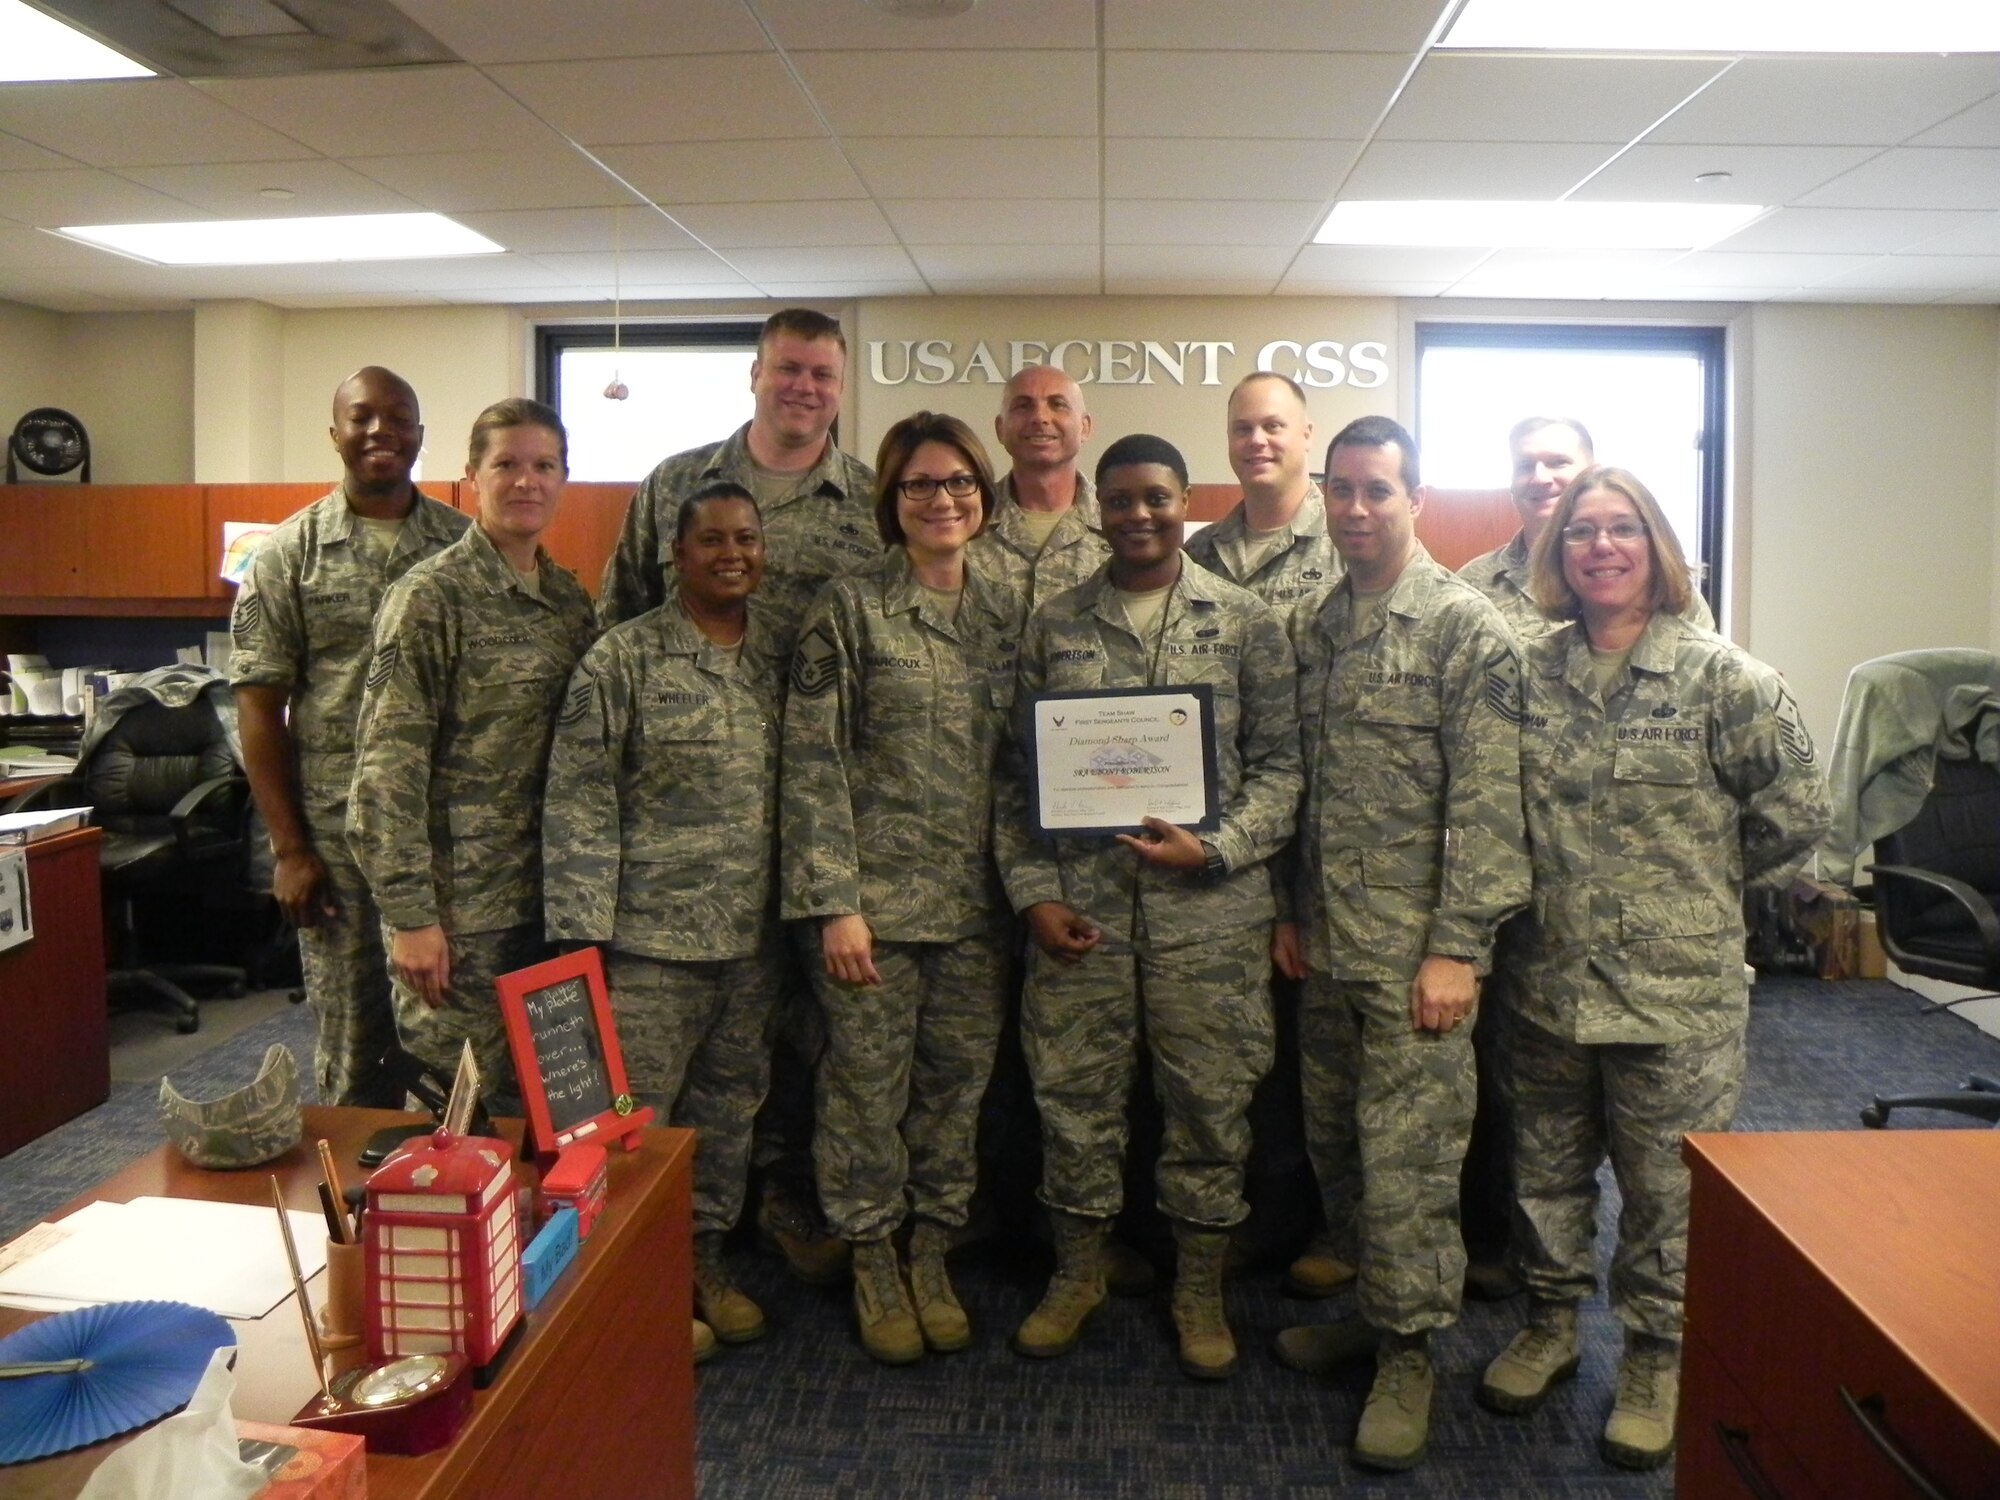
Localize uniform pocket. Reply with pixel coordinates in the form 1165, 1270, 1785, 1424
1360, 840, 1437, 890
1618, 895, 1725, 977
1613, 743, 1703, 786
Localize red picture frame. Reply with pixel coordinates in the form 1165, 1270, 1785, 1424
496, 947, 653, 1165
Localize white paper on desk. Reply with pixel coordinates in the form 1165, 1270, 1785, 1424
0, 1198, 328, 1319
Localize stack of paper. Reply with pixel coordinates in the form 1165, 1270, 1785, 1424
0, 808, 89, 844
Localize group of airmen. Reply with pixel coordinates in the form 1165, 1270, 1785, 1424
230, 307, 1829, 1476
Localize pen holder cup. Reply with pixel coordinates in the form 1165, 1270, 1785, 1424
319, 1237, 366, 1356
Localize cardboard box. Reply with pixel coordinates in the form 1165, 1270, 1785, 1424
1788, 877, 1863, 980
1857, 910, 1888, 980
237, 1420, 367, 1500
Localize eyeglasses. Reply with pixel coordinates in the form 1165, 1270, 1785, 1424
896, 473, 980, 501
1560, 519, 1648, 548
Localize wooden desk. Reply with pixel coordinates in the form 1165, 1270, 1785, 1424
1678, 1130, 2000, 1499
0, 826, 107, 1156
2, 1107, 695, 1499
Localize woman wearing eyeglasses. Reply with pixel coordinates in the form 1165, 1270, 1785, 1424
780, 410, 1019, 1365
1475, 466, 1828, 1471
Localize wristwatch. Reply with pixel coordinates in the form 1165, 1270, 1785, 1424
1200, 840, 1227, 883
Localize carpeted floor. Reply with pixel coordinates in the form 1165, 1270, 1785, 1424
4, 975, 1997, 1497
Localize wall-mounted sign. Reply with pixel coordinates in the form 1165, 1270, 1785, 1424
867, 337, 1390, 390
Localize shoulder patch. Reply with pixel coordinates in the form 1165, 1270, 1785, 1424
557, 678, 593, 728
790, 623, 840, 699
1774, 684, 1815, 767
365, 640, 399, 694
1483, 648, 1524, 726
232, 590, 261, 635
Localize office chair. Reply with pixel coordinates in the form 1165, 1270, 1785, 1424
1859, 752, 2000, 1128
11, 695, 250, 1033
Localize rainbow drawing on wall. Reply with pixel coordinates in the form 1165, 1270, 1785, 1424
220, 521, 277, 584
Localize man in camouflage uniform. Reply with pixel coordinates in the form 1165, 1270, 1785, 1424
231, 366, 467, 1105
997, 434, 1301, 1382
348, 399, 595, 1112
597, 307, 878, 1281
544, 480, 785, 1356
1283, 416, 1530, 1471
968, 362, 1107, 613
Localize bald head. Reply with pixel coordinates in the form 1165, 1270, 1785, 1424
330, 366, 423, 500
997, 363, 1092, 477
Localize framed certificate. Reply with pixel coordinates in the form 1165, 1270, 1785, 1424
1028, 685, 1221, 837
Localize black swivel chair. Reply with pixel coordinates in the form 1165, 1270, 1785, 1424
1859, 752, 2000, 1128
11, 695, 250, 1033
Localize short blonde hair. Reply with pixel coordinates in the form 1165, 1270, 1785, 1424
1527, 464, 1693, 620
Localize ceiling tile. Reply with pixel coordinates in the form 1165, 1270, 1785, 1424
1286, 244, 1489, 281
930, 277, 1103, 295
266, 292, 451, 308
1786, 286, 1965, 304
196, 68, 550, 159
1106, 52, 1406, 139
119, 160, 419, 218
580, 278, 757, 300
389, 0, 770, 63
1566, 144, 1873, 207
1276, 277, 1453, 296
1649, 56, 2000, 147
792, 51, 1097, 137
1381, 56, 1722, 144
1894, 213, 2000, 256
1105, 0, 1443, 53
847, 137, 1097, 199
1803, 254, 2000, 292
757, 0, 1096, 49
487, 55, 824, 146
1105, 199, 1323, 246
452, 206, 699, 254
0, 169, 214, 227
598, 139, 868, 203
1932, 287, 2000, 304
1106, 276, 1284, 295
349, 147, 630, 212
1912, 93, 2000, 148
0, 132, 71, 171
909, 244, 1100, 279
1105, 138, 1362, 201
1798, 150, 2000, 212
1446, 249, 1690, 297
1104, 245, 1293, 278
726, 246, 922, 282
666, 200, 898, 248
0, 81, 312, 169
1651, 251, 1880, 288
1708, 208, 1995, 256
530, 249, 753, 286
1340, 141, 1619, 199
755, 279, 933, 297
884, 198, 1100, 245
0, 219, 117, 268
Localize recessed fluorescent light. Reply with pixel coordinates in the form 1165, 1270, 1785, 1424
1439, 0, 2000, 53
1316, 200, 1765, 251
0, 0, 152, 81
55, 213, 505, 266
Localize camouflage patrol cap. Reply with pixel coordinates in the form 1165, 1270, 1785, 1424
159, 1043, 303, 1170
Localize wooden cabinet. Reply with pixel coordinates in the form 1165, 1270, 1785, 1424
0, 485, 206, 606
526, 480, 630, 597
0, 827, 108, 1157
1680, 1131, 2000, 1500
204, 481, 458, 600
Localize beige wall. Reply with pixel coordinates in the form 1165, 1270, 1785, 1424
0, 300, 191, 483
0, 300, 65, 459
854, 296, 1398, 483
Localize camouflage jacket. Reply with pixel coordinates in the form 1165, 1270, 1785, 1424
996, 557, 1302, 950
967, 471, 1108, 621
1460, 529, 1716, 638
595, 422, 880, 648
347, 523, 595, 934
228, 488, 468, 827
1506, 612, 1830, 1044
1295, 546, 1530, 982
1183, 481, 1342, 641
543, 597, 785, 962
780, 549, 1019, 942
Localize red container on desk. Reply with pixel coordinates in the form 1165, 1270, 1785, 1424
539, 1142, 607, 1240
235, 1421, 366, 1499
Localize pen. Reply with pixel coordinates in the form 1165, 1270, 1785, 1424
316, 1138, 352, 1243
317, 1181, 345, 1243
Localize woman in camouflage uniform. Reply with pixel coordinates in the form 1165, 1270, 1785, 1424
780, 411, 1019, 1365
1476, 467, 1829, 1470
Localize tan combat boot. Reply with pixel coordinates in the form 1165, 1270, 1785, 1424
692, 1317, 718, 1365
1479, 1300, 1579, 1413
1013, 1211, 1108, 1358
1170, 1224, 1237, 1380
1354, 1332, 1435, 1472
1283, 1230, 1357, 1298
907, 1219, 971, 1352
1602, 1333, 1680, 1470
758, 1186, 851, 1286
1273, 1315, 1383, 1376
850, 1236, 923, 1365
693, 1230, 767, 1344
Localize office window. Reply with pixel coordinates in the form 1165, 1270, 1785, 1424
1415, 323, 1725, 611
537, 322, 760, 482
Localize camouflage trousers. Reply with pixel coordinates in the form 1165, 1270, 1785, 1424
1023, 927, 1274, 1229
1509, 1014, 1745, 1341
1298, 972, 1363, 1263
812, 929, 1009, 1241
296, 835, 398, 1107
606, 945, 779, 1236
1305, 975, 1476, 1334
389, 921, 546, 1116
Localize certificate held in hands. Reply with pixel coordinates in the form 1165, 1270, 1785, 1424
1029, 686, 1221, 837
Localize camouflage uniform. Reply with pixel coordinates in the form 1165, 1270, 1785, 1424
1183, 481, 1343, 643
996, 558, 1301, 1228
1507, 611, 1829, 1338
1294, 546, 1530, 1333
1460, 529, 1716, 640
542, 597, 786, 1235
347, 522, 595, 1107
228, 487, 468, 1104
781, 550, 1019, 1240
967, 472, 1108, 621
595, 422, 879, 647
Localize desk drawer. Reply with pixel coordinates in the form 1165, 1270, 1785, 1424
1678, 1328, 1824, 1500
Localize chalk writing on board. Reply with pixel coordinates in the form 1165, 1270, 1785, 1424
522, 976, 611, 1124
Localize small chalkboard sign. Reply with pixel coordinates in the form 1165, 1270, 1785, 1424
496, 948, 652, 1164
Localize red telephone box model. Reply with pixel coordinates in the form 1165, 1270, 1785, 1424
364, 1129, 523, 1371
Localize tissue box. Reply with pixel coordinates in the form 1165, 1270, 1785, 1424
237, 1421, 367, 1500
